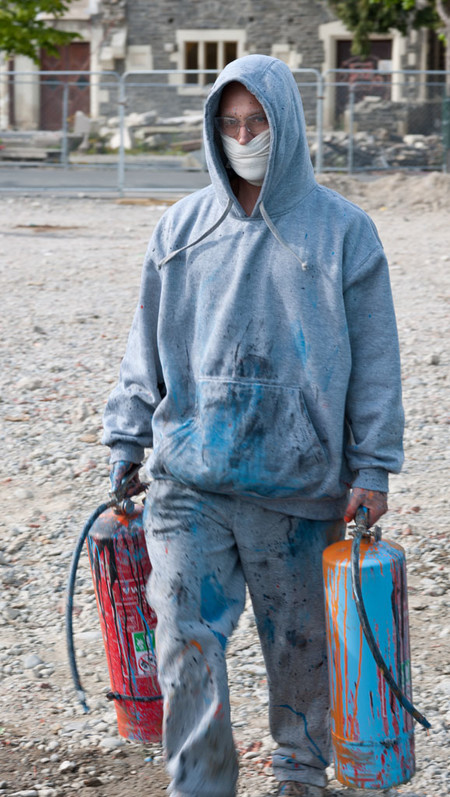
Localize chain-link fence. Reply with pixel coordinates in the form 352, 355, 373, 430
0, 67, 449, 194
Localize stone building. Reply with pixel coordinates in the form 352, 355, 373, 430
0, 0, 445, 132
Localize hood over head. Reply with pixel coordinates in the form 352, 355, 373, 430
204, 54, 316, 217
158, 55, 317, 270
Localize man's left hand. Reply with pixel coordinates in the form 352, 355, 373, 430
344, 487, 388, 527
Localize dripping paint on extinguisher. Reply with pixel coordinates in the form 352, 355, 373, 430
87, 504, 163, 742
323, 536, 415, 789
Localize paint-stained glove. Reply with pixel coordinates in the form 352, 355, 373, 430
344, 487, 388, 528
109, 460, 146, 500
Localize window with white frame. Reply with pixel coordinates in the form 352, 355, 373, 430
173, 29, 246, 87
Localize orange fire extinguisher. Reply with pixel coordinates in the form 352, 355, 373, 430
323, 508, 430, 789
66, 467, 163, 742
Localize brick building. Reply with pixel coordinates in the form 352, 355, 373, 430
0, 0, 444, 131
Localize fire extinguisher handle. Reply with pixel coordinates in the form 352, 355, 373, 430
355, 505, 369, 529
355, 506, 369, 534
354, 506, 382, 542
109, 462, 145, 505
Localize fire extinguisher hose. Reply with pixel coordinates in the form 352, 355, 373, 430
350, 512, 431, 730
66, 501, 113, 713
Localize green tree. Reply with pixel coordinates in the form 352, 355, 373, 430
380, 1, 450, 80
436, 1, 450, 80
327, 0, 440, 56
0, 0, 80, 63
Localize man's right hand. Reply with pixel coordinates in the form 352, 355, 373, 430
109, 460, 146, 499
344, 487, 388, 528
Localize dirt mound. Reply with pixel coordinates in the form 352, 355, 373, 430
317, 171, 450, 213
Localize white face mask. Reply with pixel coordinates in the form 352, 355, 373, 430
220, 129, 270, 186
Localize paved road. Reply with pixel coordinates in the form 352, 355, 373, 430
0, 160, 211, 195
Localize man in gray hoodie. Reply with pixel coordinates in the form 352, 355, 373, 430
103, 55, 403, 797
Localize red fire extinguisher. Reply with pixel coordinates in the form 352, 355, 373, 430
323, 508, 430, 789
66, 466, 163, 742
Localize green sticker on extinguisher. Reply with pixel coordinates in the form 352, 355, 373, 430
133, 630, 157, 675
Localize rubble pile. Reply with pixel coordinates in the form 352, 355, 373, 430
95, 110, 204, 153
1, 105, 446, 170
310, 130, 444, 171
97, 110, 445, 169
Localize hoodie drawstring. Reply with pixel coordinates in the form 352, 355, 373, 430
260, 202, 308, 271
158, 199, 233, 269
158, 197, 307, 272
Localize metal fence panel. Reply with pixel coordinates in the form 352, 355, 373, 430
323, 69, 449, 173
0, 67, 449, 195
0, 70, 121, 193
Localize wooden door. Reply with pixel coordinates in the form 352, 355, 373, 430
335, 39, 392, 120
40, 43, 90, 130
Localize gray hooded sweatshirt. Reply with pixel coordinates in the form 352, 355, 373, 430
103, 55, 404, 520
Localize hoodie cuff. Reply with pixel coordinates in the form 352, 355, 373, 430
352, 467, 389, 493
108, 443, 145, 465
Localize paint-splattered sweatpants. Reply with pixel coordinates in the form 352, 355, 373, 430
144, 477, 345, 797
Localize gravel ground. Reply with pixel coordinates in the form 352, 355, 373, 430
0, 173, 449, 797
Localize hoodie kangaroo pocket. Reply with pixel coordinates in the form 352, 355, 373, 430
156, 377, 327, 499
